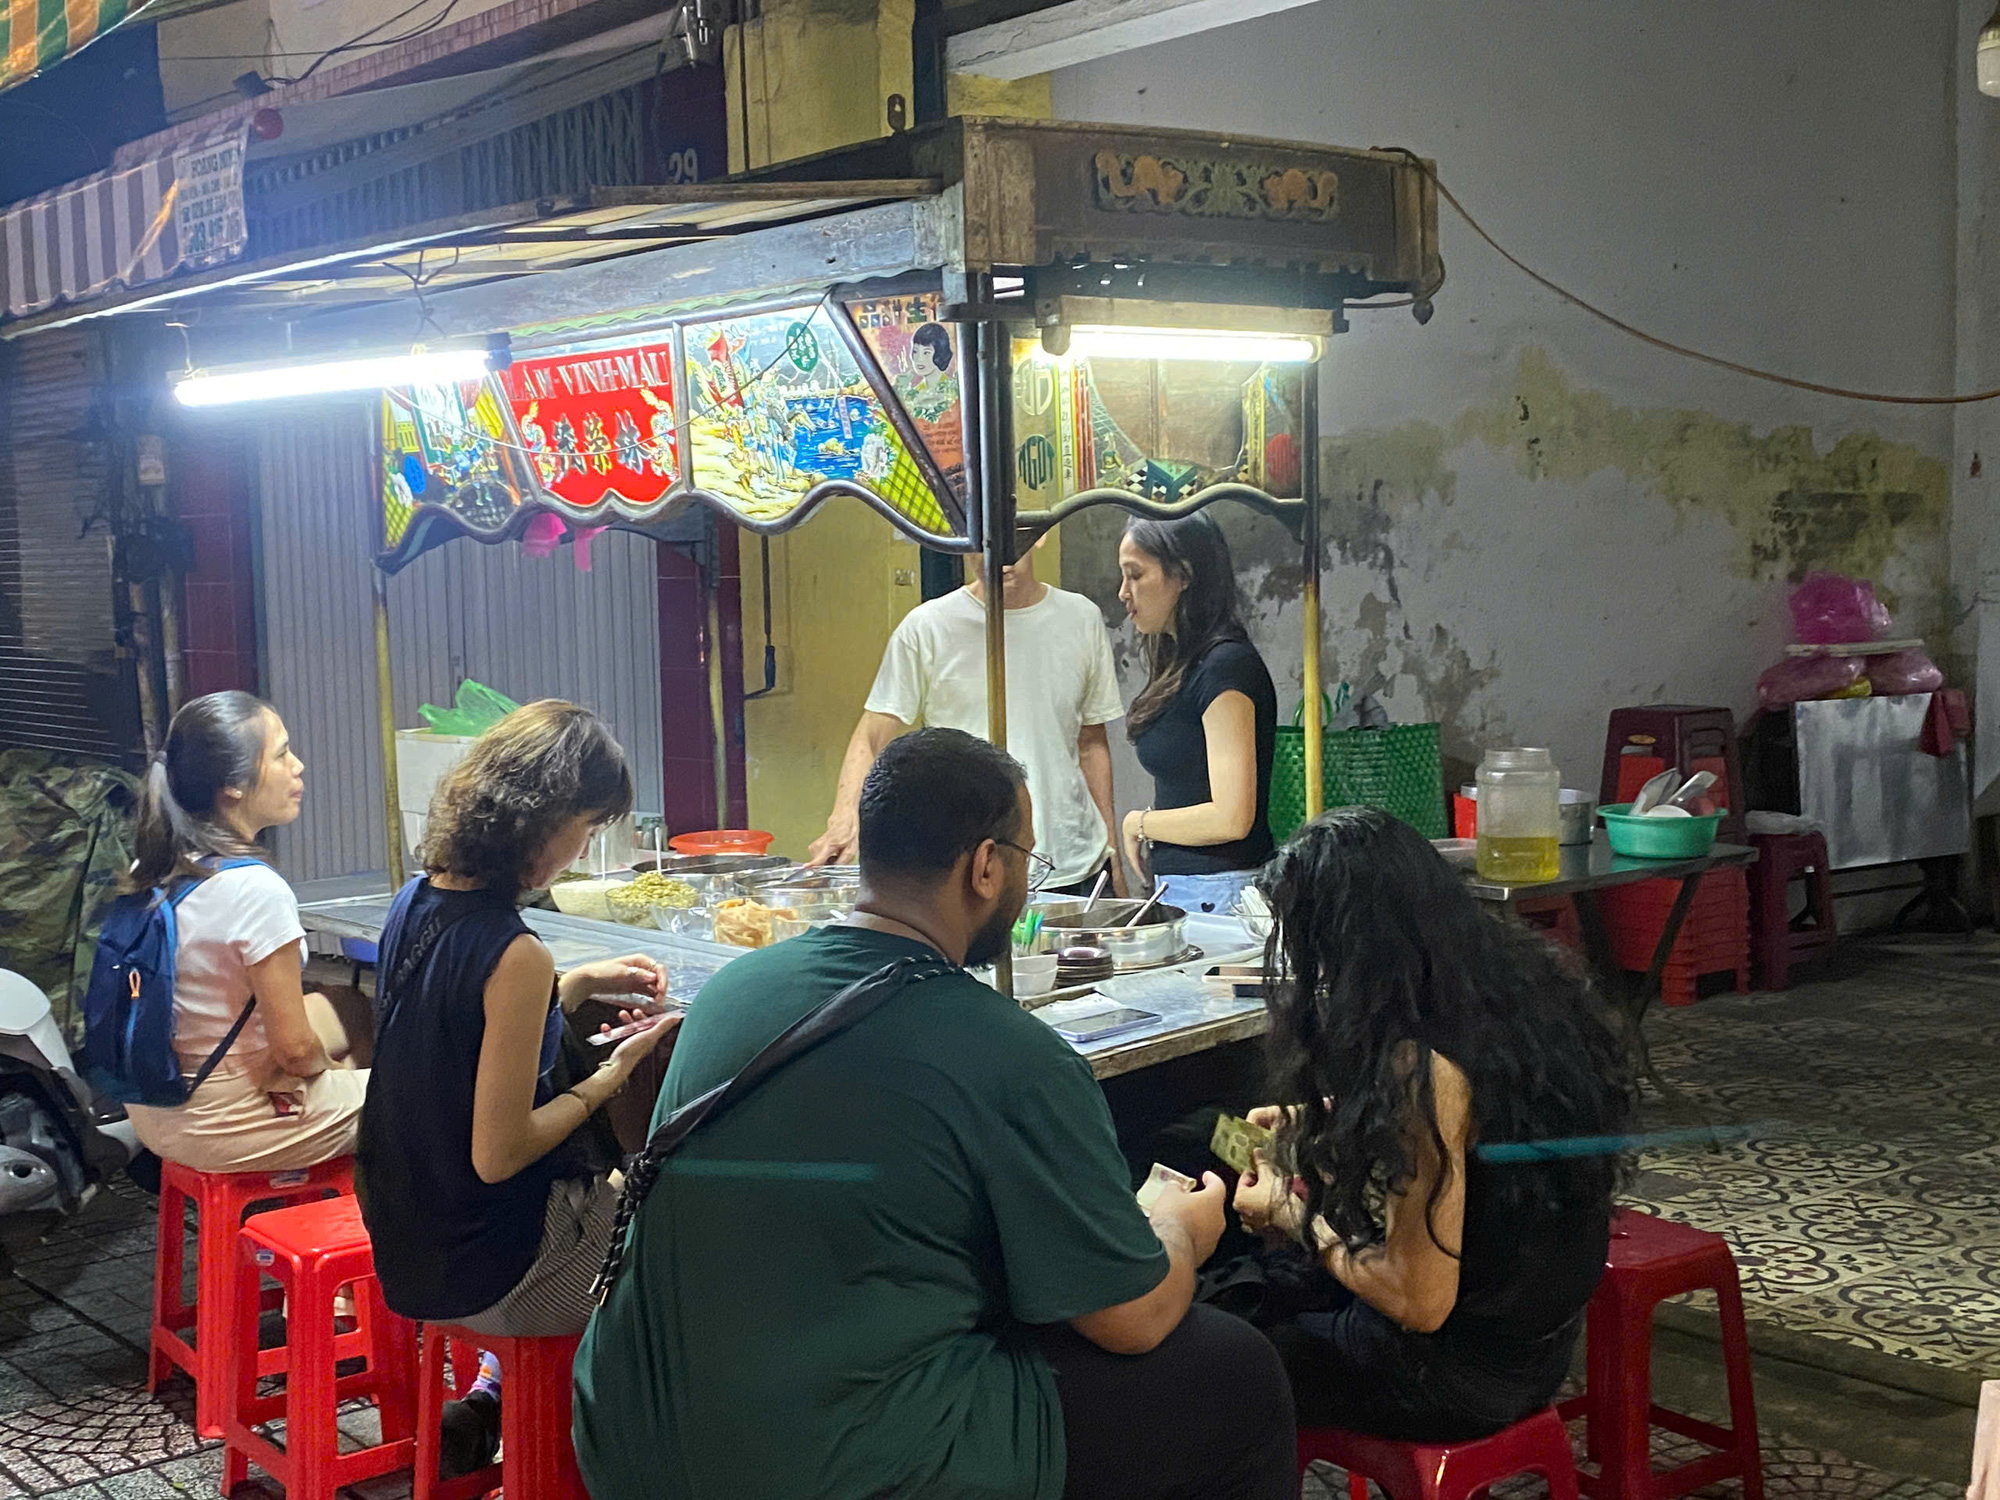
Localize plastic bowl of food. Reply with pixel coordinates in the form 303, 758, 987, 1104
670, 829, 776, 856
549, 875, 628, 922
1597, 802, 1725, 859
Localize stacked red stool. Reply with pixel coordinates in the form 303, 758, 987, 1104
148, 1156, 356, 1437
1597, 706, 1751, 1007
1597, 870, 1751, 1008
1748, 832, 1837, 989
1559, 1210, 1763, 1500
1297, 1406, 1578, 1500
223, 1194, 418, 1498
1599, 706, 1746, 844
415, 1327, 589, 1500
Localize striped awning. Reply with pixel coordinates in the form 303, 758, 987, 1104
0, 120, 248, 321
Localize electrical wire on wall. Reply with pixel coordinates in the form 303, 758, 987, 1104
1367, 148, 2000, 407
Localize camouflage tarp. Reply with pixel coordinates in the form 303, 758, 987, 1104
0, 751, 138, 1041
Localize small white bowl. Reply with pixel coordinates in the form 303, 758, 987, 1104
1012, 954, 1059, 997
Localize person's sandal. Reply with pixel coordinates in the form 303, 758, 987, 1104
438, 1388, 502, 1479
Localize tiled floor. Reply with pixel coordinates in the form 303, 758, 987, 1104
0, 935, 1985, 1496
1627, 932, 2000, 1375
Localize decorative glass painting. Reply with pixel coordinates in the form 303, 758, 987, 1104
380, 378, 534, 553
1008, 339, 1308, 507
849, 291, 966, 497
681, 300, 956, 539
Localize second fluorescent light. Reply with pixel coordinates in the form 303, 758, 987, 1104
1066, 325, 1318, 364
172, 344, 503, 407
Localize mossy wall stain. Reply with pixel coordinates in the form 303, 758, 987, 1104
1075, 346, 1956, 764
1454, 350, 1951, 601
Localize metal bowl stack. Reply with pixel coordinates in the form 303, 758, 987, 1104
1055, 945, 1116, 988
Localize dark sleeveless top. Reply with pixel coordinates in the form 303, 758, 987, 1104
1319, 1056, 1613, 1439
357, 878, 574, 1321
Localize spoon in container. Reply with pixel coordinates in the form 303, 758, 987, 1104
1081, 867, 1111, 920
1121, 879, 1168, 929
1628, 768, 1682, 817
1664, 770, 1717, 810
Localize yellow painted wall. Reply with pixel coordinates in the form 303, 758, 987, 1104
726, 2, 1050, 855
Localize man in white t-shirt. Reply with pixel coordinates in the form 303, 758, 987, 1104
807, 546, 1127, 894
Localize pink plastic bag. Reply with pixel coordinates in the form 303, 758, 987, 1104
1787, 572, 1892, 645
1756, 654, 1863, 711
1864, 649, 1944, 696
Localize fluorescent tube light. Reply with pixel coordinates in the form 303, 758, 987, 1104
1065, 325, 1317, 364
172, 345, 503, 407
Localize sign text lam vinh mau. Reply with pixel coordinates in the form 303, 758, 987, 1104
498, 341, 681, 511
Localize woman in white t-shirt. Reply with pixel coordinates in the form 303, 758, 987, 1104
123, 691, 366, 1173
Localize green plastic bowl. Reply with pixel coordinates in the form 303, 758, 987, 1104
1598, 802, 1725, 859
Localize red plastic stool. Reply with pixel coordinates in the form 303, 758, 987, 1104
1600, 870, 1751, 1008
1749, 832, 1837, 990
223, 1196, 418, 1499
1600, 706, 1745, 844
1558, 1210, 1763, 1500
148, 1155, 355, 1437
414, 1325, 588, 1500
1297, 1406, 1578, 1500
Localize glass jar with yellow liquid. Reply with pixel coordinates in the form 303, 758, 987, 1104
1475, 747, 1562, 884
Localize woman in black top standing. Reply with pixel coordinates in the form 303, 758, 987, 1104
359, 701, 676, 1471
1117, 514, 1278, 913
1232, 808, 1633, 1440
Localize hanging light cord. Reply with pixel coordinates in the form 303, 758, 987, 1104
1371, 148, 2000, 407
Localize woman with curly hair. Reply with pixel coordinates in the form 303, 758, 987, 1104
358, 701, 677, 1465
1231, 807, 1633, 1441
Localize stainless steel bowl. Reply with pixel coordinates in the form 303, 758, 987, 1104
735, 864, 846, 896
632, 852, 792, 878
1042, 903, 1188, 971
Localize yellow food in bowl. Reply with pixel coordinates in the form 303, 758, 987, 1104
713, 898, 798, 949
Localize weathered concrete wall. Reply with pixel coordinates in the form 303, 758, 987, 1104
1050, 0, 1967, 809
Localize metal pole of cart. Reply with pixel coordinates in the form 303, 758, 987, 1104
374, 567, 406, 888
1300, 360, 1325, 821
970, 306, 1016, 998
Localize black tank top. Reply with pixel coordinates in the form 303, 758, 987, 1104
1331, 1057, 1612, 1437
357, 878, 566, 1321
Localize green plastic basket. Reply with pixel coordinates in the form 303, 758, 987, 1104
1270, 702, 1447, 843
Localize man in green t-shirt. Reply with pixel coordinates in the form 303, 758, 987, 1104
575, 728, 1293, 1499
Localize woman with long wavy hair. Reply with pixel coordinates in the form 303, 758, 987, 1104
123, 691, 364, 1174
1116, 513, 1277, 913
1231, 807, 1633, 1440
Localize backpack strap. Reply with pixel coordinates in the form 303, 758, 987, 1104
592, 953, 957, 1304
166, 857, 283, 1099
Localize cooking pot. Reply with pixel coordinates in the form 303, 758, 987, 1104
1041, 902, 1189, 971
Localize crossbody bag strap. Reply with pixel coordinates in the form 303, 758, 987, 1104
592, 953, 957, 1304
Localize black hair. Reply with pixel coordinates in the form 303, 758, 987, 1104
910, 323, 953, 372
1259, 807, 1634, 1257
859, 727, 1025, 879
130, 690, 278, 890
1124, 512, 1251, 738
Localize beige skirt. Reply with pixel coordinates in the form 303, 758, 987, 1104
127, 1056, 367, 1174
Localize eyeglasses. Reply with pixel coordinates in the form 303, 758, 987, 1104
994, 839, 1056, 891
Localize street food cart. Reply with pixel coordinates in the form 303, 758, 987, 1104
171, 115, 1445, 1058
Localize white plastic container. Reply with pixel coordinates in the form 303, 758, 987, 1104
394, 729, 476, 860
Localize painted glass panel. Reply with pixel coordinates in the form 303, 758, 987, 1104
683, 301, 955, 538
1009, 340, 1307, 506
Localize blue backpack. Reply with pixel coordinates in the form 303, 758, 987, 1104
82, 858, 265, 1107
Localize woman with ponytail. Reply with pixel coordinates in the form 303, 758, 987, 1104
124, 691, 365, 1173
